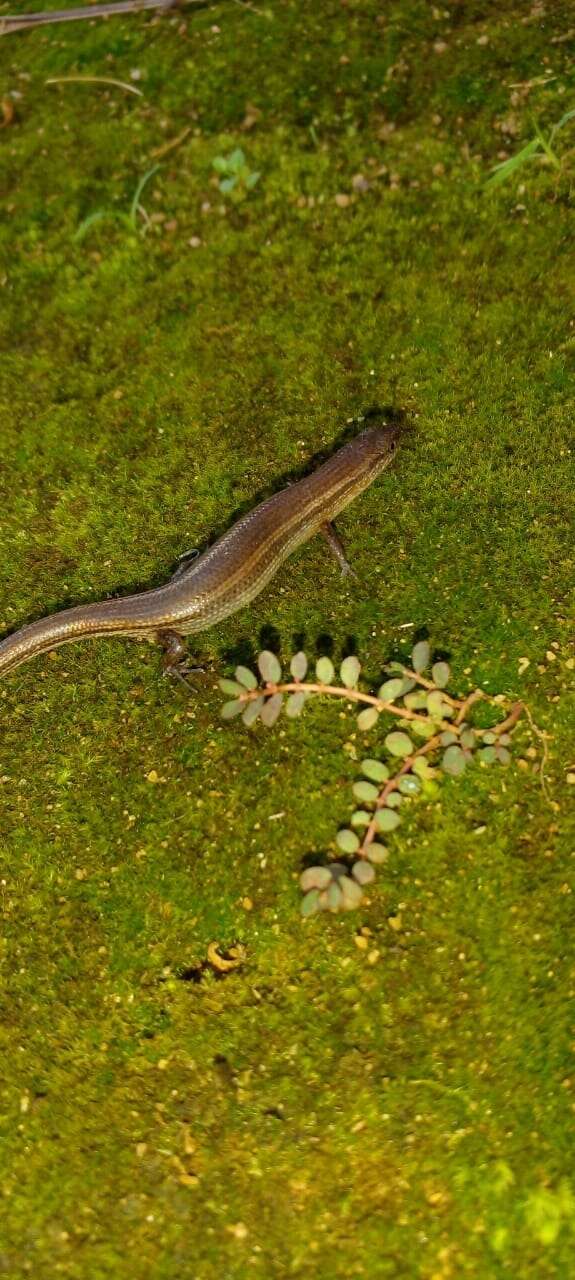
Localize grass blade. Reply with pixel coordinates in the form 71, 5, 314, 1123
485, 137, 541, 189
129, 164, 161, 227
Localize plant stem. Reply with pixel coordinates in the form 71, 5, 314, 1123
494, 701, 524, 736
398, 666, 463, 707
359, 734, 442, 858
455, 688, 484, 724
236, 681, 451, 728
358, 702, 524, 860
0, 0, 208, 35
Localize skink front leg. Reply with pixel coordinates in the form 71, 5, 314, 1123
157, 628, 202, 689
170, 548, 200, 579
319, 521, 357, 579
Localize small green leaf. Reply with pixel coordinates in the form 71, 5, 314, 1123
422, 778, 440, 798
258, 650, 282, 683
411, 719, 438, 739
378, 678, 404, 702
340, 655, 361, 689
285, 691, 307, 718
412, 640, 430, 673
245, 171, 261, 189
301, 889, 320, 917
219, 177, 237, 194
357, 706, 379, 731
316, 656, 335, 683
300, 866, 332, 892
427, 690, 446, 718
361, 759, 390, 783
228, 147, 246, 168
398, 775, 421, 796
212, 156, 229, 174
442, 744, 466, 776
496, 746, 512, 765
234, 665, 258, 690
482, 731, 497, 745
220, 699, 243, 720
352, 860, 375, 886
339, 875, 363, 910
374, 808, 400, 833
404, 691, 428, 710
260, 693, 283, 726
460, 728, 476, 750
351, 809, 371, 828
432, 661, 450, 688
290, 651, 308, 681
352, 780, 379, 804
219, 678, 246, 697
242, 696, 265, 727
336, 828, 360, 854
385, 792, 402, 809
385, 731, 413, 757
412, 756, 435, 779
326, 880, 343, 912
366, 842, 389, 864
440, 730, 458, 747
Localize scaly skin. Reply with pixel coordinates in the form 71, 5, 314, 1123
0, 424, 400, 679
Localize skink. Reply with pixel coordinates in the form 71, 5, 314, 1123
0, 423, 400, 680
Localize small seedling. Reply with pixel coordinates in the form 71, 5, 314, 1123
219, 641, 527, 917
485, 107, 575, 189
212, 148, 260, 199
74, 164, 161, 242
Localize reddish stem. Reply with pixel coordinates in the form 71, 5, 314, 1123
358, 701, 523, 859
359, 733, 443, 858
237, 681, 450, 728
493, 701, 523, 736
398, 666, 463, 708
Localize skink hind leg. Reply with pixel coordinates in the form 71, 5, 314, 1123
156, 628, 203, 690
320, 521, 357, 579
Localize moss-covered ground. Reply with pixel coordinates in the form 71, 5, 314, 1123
1, 0, 574, 1274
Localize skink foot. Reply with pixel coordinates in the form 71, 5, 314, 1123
157, 628, 203, 691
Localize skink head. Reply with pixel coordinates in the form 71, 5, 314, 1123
351, 420, 402, 474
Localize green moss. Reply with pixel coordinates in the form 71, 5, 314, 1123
1, 1, 574, 1275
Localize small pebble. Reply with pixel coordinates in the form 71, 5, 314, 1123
351, 173, 370, 193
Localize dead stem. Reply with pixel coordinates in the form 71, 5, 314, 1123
0, 0, 207, 36
522, 702, 552, 803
